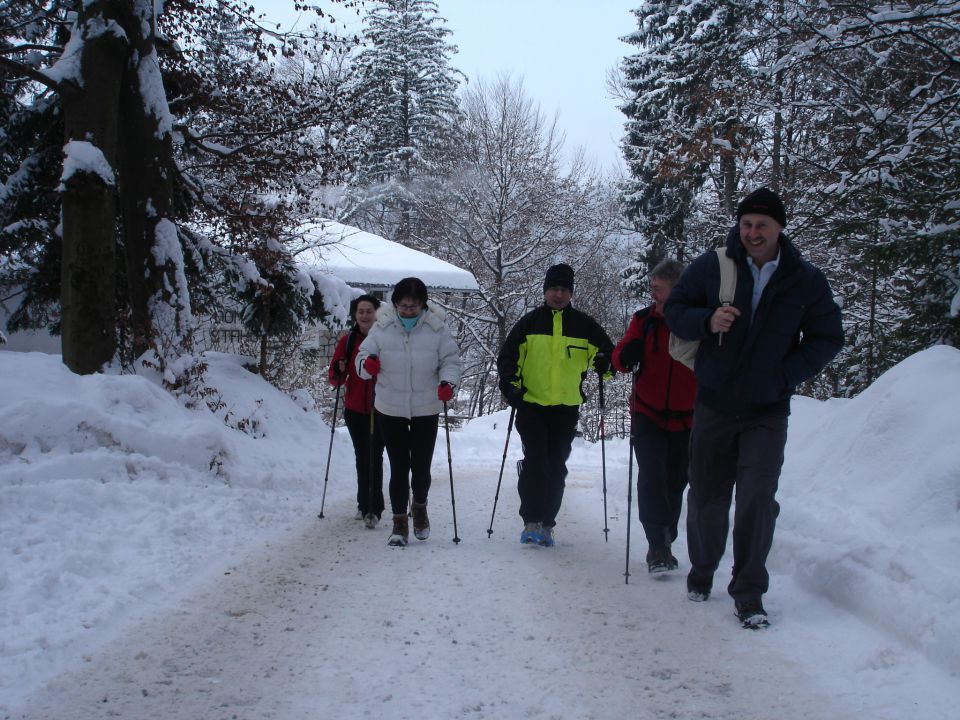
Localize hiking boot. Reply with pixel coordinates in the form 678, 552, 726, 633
363, 513, 379, 529
520, 522, 543, 545
686, 568, 713, 602
538, 526, 555, 547
646, 546, 679, 574
388, 513, 408, 547
735, 599, 770, 629
411, 501, 430, 540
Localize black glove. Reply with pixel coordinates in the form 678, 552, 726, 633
503, 385, 525, 408
617, 339, 645, 369
593, 352, 611, 375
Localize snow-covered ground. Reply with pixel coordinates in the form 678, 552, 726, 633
1, 347, 958, 718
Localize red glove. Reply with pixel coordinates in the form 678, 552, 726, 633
363, 356, 380, 376
437, 381, 454, 402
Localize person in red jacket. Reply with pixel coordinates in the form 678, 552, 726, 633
328, 294, 385, 527
612, 259, 696, 573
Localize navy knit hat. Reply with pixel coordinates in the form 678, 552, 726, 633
543, 263, 575, 293
736, 187, 787, 228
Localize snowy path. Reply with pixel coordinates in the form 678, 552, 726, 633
5, 464, 931, 719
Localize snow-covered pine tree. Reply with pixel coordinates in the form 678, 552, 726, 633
619, 0, 755, 293
344, 0, 462, 245
767, 1, 960, 395
0, 0, 362, 386
162, 2, 364, 381
0, 7, 64, 344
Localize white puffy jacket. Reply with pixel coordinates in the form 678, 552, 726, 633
356, 303, 462, 418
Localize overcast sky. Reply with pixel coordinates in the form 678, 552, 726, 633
256, 0, 639, 171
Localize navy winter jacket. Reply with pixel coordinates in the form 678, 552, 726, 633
664, 227, 843, 418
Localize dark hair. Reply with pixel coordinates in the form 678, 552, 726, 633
650, 259, 684, 285
349, 294, 381, 323
391, 277, 428, 307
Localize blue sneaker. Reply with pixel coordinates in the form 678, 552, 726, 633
538, 526, 555, 547
520, 522, 543, 544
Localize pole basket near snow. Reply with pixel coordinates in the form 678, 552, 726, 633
318, 382, 343, 519
599, 374, 609, 542
486, 405, 517, 538
443, 401, 461, 544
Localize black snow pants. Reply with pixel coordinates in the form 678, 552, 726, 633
343, 408, 385, 518
377, 412, 439, 515
515, 403, 579, 528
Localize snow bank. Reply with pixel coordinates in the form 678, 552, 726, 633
776, 345, 960, 675
0, 351, 338, 704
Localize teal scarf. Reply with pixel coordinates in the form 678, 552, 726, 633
400, 314, 421, 332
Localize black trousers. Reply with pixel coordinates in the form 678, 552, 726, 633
631, 412, 690, 550
686, 401, 788, 601
377, 412, 439, 515
515, 403, 579, 528
343, 409, 385, 518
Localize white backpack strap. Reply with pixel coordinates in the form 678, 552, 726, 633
715, 248, 737, 306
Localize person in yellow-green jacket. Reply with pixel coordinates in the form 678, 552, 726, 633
496, 263, 614, 547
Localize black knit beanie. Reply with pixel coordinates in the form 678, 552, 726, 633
543, 263, 575, 293
736, 187, 787, 228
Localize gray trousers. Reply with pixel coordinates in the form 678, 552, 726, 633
686, 402, 788, 601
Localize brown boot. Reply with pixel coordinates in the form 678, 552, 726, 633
411, 501, 430, 540
388, 513, 408, 546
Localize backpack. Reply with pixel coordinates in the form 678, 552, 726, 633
668, 248, 737, 370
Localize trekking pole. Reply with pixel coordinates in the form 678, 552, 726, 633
318, 382, 343, 519
443, 400, 461, 544
367, 381, 377, 521
624, 427, 634, 584
599, 374, 610, 542
486, 405, 517, 538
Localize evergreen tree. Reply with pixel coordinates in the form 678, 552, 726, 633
769, 1, 960, 394
619, 0, 755, 289
616, 1, 959, 397
344, 0, 462, 243
0, 0, 361, 384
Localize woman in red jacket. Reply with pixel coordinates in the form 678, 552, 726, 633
329, 294, 385, 527
612, 260, 696, 573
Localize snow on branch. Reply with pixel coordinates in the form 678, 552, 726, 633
59, 140, 115, 188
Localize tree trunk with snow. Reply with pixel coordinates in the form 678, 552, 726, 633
59, 1, 127, 374
117, 2, 190, 367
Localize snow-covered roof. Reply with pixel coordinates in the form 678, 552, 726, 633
294, 221, 479, 293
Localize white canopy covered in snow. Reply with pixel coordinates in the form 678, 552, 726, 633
294, 221, 479, 293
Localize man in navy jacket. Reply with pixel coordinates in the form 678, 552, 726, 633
664, 187, 843, 628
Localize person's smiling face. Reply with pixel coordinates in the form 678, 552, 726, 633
354, 301, 377, 333
739, 213, 781, 267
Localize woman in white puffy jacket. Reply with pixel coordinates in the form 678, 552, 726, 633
356, 277, 462, 547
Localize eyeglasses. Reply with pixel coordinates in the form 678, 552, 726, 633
396, 303, 421, 312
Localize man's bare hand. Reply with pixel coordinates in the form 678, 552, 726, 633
710, 305, 741, 335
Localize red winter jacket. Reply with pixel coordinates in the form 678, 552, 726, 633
612, 306, 696, 431
328, 330, 375, 414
